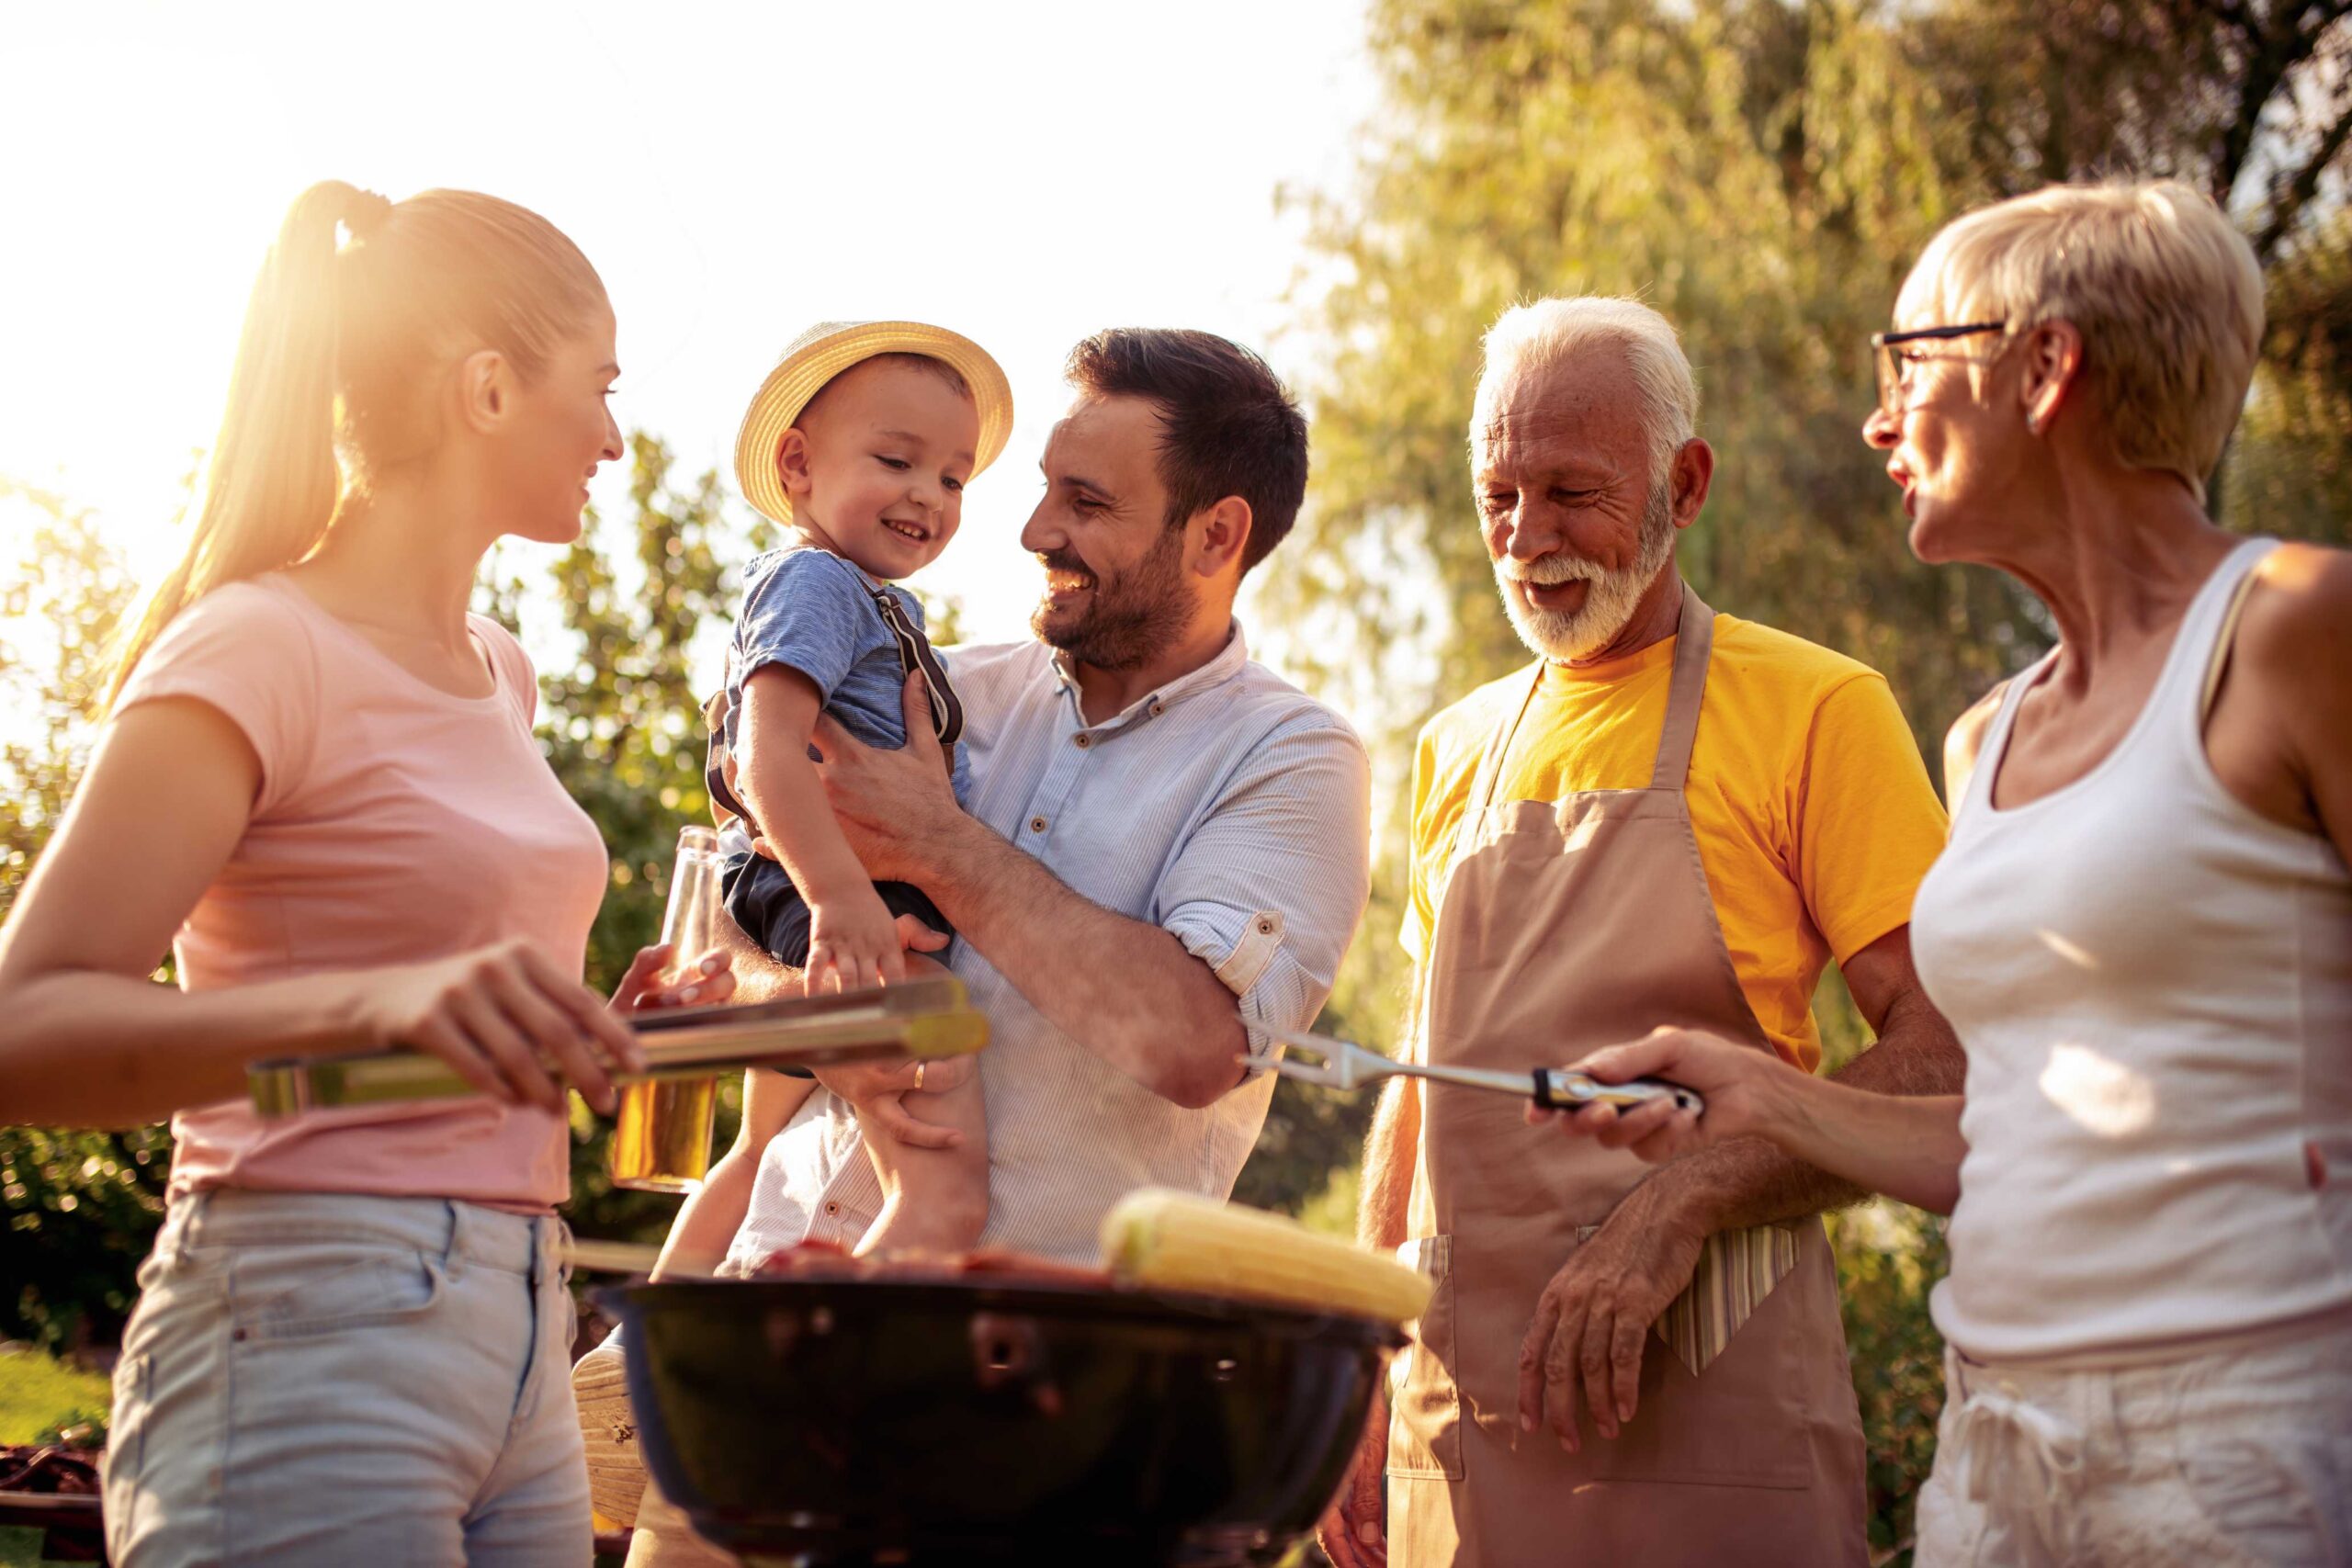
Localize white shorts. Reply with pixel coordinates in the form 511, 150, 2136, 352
1917, 1320, 2352, 1567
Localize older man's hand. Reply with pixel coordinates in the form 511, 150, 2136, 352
806, 671, 965, 884
1516, 1179, 1706, 1452
1316, 1391, 1387, 1568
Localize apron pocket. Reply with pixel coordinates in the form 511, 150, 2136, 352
1518, 1223, 1815, 1489
1387, 1235, 1464, 1481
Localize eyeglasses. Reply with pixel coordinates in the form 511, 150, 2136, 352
1870, 321, 2007, 418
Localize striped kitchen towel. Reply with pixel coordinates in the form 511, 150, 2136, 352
1657, 1224, 1800, 1376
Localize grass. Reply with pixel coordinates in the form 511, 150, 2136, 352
0, 1348, 111, 1567
0, 1349, 110, 1448
0, 1528, 72, 1568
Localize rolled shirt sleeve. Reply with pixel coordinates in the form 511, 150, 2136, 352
1159, 714, 1373, 1043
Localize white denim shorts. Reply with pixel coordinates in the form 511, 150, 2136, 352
101, 1189, 588, 1567
1916, 1315, 2352, 1567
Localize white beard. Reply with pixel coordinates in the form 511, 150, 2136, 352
1494, 484, 1676, 662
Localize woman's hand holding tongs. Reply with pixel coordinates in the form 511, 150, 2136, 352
359, 940, 649, 1116
1526, 1025, 1782, 1162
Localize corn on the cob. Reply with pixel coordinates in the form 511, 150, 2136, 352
1098, 1188, 1432, 1325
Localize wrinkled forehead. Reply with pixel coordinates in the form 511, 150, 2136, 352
1472, 355, 1648, 477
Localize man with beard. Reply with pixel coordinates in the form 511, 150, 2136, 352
1319, 298, 1961, 1568
673, 325, 1371, 1267
612, 331, 1370, 1566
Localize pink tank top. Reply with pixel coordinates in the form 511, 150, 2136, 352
116, 574, 610, 1212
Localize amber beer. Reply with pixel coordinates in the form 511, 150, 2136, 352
609, 826, 725, 1192
607, 1074, 719, 1194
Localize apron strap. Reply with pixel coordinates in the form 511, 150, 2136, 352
1450, 578, 1714, 859
1453, 664, 1545, 863
1647, 582, 1714, 791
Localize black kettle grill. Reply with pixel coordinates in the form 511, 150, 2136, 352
602, 1273, 1398, 1566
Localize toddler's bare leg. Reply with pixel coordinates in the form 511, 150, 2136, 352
852, 953, 989, 1255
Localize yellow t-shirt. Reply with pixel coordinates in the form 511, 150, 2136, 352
1404, 613, 1948, 1072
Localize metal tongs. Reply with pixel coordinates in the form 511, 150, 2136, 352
248, 976, 986, 1118
1247, 1027, 1703, 1116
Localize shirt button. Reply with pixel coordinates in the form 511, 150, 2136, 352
823, 1201, 841, 1216
1256, 918, 1275, 935
1029, 816, 1048, 834
1074, 733, 1091, 749
1148, 701, 1165, 716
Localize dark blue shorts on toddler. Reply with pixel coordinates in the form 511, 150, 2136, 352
720, 852, 953, 967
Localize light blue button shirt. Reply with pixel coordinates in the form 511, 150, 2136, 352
728, 624, 1373, 1263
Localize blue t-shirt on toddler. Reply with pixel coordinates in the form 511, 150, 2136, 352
712, 547, 973, 968
718, 547, 973, 806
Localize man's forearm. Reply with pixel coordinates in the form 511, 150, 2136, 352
920, 816, 1247, 1109
1645, 985, 1964, 1234
1359, 1076, 1419, 1250
716, 917, 802, 1004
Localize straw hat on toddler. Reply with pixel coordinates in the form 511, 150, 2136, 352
733, 320, 1014, 528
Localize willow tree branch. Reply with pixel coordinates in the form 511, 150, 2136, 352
2255, 83, 2352, 263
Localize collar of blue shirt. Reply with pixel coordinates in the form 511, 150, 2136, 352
1046, 620, 1250, 733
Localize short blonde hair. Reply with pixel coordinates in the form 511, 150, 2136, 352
1898, 180, 2262, 501
1474, 297, 1699, 482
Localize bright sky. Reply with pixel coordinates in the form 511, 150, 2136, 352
0, 0, 1376, 657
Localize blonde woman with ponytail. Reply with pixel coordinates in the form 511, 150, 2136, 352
0, 183, 729, 1564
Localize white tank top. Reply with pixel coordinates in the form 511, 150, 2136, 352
1913, 537, 2352, 1362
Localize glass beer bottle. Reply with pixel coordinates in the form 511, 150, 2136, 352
607, 826, 725, 1193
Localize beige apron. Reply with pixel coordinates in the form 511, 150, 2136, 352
1389, 587, 1867, 1566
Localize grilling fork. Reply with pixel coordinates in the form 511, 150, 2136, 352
1244, 1026, 1704, 1116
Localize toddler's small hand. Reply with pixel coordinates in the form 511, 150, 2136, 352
807, 887, 911, 993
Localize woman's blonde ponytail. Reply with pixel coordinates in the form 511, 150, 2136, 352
108, 181, 385, 705
107, 181, 605, 705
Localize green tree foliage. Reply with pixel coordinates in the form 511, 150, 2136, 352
1277, 0, 2035, 770
1913, 0, 2352, 268
2236, 208, 2352, 535
1830, 1201, 1951, 1557
0, 485, 167, 1356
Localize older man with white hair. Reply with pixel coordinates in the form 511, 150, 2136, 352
1321, 298, 1963, 1567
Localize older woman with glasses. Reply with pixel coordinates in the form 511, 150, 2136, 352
1532, 179, 2352, 1564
